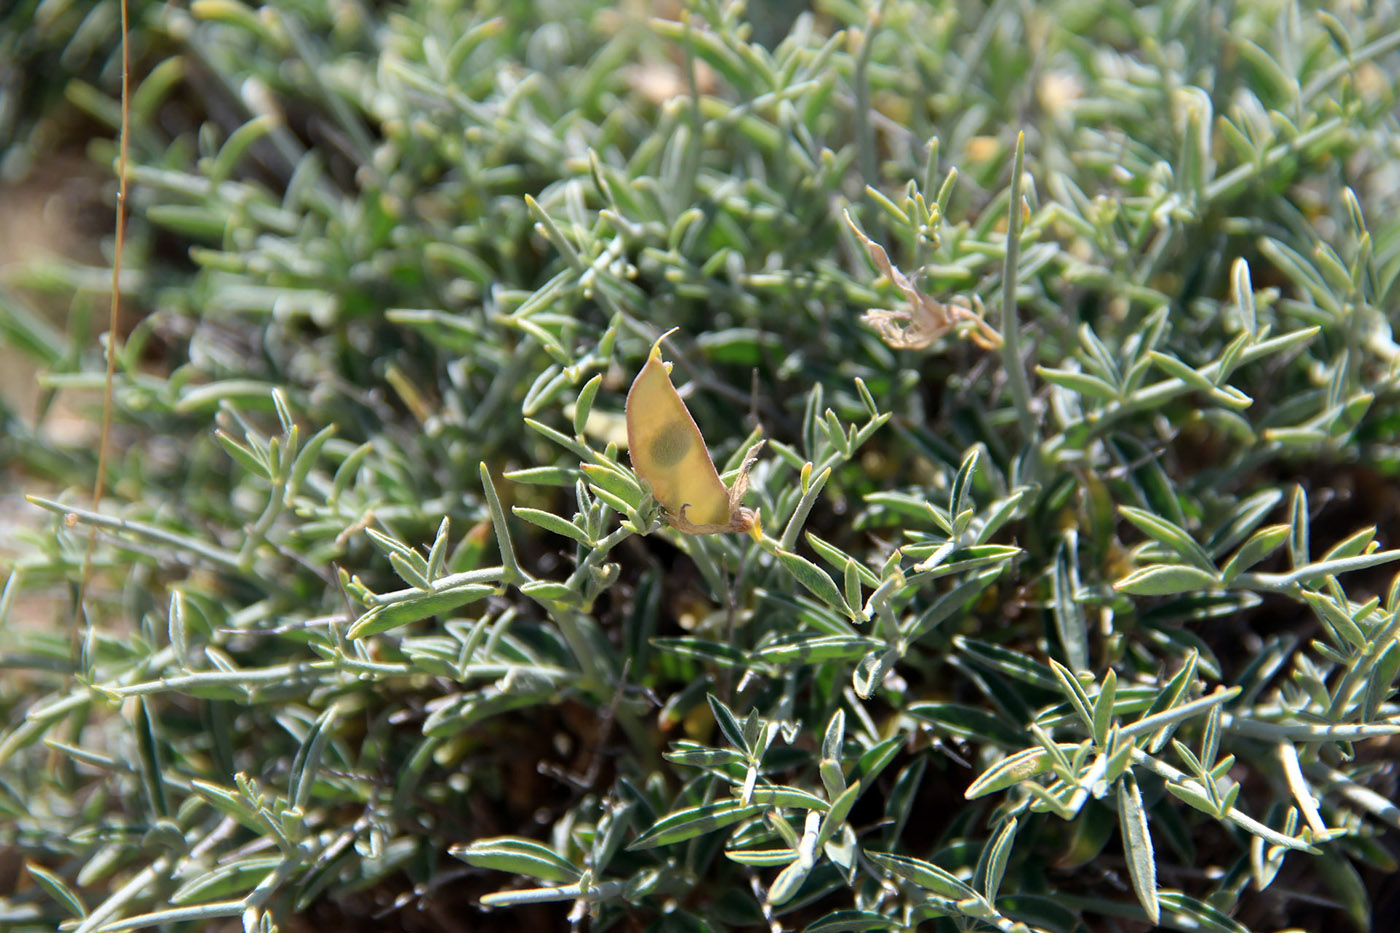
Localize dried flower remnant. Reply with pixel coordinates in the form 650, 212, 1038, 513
845, 210, 1002, 351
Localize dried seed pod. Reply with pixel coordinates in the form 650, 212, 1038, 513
625, 333, 762, 537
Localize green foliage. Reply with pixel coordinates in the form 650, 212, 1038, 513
4, 0, 1400, 930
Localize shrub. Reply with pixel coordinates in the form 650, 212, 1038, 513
3, 0, 1400, 930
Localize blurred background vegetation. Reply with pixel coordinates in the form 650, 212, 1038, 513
3, 0, 1400, 930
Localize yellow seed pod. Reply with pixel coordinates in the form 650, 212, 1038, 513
625, 333, 762, 537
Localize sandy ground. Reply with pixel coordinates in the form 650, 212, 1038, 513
0, 154, 107, 421
1, 156, 108, 626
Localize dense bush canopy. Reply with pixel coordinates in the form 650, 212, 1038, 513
3, 0, 1400, 930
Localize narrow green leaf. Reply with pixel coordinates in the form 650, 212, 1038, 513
519, 580, 575, 602
853, 647, 899, 699
453, 836, 582, 884
1165, 780, 1221, 815
286, 422, 336, 499
1302, 590, 1367, 653
965, 746, 1063, 799
1122, 687, 1240, 741
1052, 535, 1089, 671
175, 379, 278, 414
816, 778, 862, 851
288, 704, 338, 814
134, 699, 169, 818
867, 850, 975, 900
708, 695, 750, 753
949, 447, 980, 527
1079, 324, 1123, 385
908, 545, 1020, 581
580, 458, 645, 501
25, 862, 86, 919
767, 858, 812, 906
976, 488, 1029, 544
188, 779, 264, 833
781, 467, 833, 551
726, 847, 797, 867
1118, 506, 1216, 573
1093, 669, 1118, 746
754, 634, 882, 665
904, 567, 1003, 642
1118, 773, 1160, 924
843, 560, 863, 619
330, 441, 373, 504
778, 549, 858, 620
1315, 845, 1372, 931
512, 506, 592, 546
573, 373, 603, 438
1364, 640, 1400, 721
1048, 658, 1095, 735
425, 517, 451, 582
1198, 706, 1220, 767
1322, 526, 1378, 562
802, 909, 894, 932
955, 637, 1059, 690
745, 785, 830, 811
1157, 891, 1251, 933
854, 378, 880, 418
170, 856, 279, 906
1140, 651, 1199, 752
906, 703, 1025, 750
1114, 564, 1220, 596
664, 742, 747, 768
214, 429, 269, 478
652, 637, 749, 668
882, 759, 927, 847
820, 710, 847, 798
1221, 524, 1290, 583
849, 736, 903, 787
71, 900, 245, 930
1232, 258, 1256, 333
389, 552, 432, 590
348, 584, 496, 637
1147, 350, 1214, 392
505, 465, 578, 486
168, 590, 189, 668
981, 817, 1018, 903
629, 799, 767, 849
1289, 485, 1310, 568
1213, 333, 1249, 393
480, 462, 524, 584
1272, 549, 1400, 586
806, 533, 880, 585
1037, 366, 1120, 401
